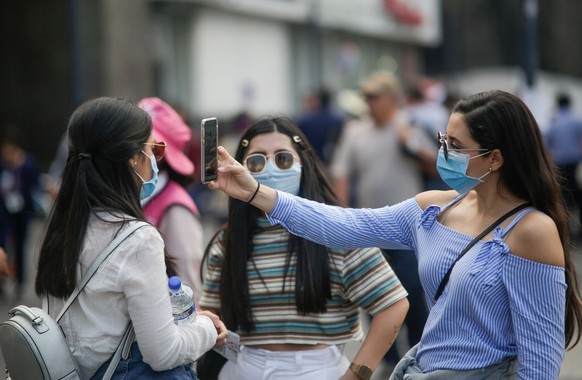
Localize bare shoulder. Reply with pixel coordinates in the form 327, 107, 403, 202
415, 190, 458, 210
507, 211, 565, 267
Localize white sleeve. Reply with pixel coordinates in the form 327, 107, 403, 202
159, 206, 204, 300
119, 228, 216, 371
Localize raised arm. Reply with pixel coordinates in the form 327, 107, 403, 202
208, 147, 419, 251
207, 146, 278, 212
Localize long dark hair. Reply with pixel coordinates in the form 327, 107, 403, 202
36, 97, 177, 298
207, 116, 339, 332
454, 90, 582, 348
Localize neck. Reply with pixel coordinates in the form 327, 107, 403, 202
374, 109, 396, 127
472, 176, 526, 217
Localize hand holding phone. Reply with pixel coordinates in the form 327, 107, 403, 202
201, 117, 218, 183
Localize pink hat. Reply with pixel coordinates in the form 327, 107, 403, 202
138, 97, 195, 176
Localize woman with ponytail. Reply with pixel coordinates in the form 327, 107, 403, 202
35, 97, 226, 379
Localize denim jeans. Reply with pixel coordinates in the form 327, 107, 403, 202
388, 344, 518, 380
91, 342, 199, 380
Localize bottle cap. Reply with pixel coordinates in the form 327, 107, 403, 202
168, 276, 182, 290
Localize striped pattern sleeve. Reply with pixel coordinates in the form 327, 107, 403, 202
502, 254, 566, 379
267, 191, 419, 250
198, 233, 225, 312
342, 247, 408, 315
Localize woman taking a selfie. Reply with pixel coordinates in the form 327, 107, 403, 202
208, 91, 582, 379
35, 97, 226, 379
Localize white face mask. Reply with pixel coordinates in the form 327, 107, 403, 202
250, 160, 302, 195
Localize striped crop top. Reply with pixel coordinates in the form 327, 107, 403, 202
199, 217, 407, 346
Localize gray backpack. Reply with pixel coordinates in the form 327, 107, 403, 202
0, 222, 146, 380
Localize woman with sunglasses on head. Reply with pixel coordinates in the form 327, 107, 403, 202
199, 116, 409, 380
35, 97, 227, 379
209, 91, 582, 379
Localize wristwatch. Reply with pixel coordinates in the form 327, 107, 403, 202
349, 363, 373, 380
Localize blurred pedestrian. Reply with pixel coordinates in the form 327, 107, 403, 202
544, 92, 582, 238
297, 88, 345, 167
199, 116, 408, 380
46, 133, 69, 199
0, 132, 41, 299
404, 78, 449, 137
0, 247, 9, 277
139, 97, 205, 299
208, 90, 582, 379
35, 97, 226, 379
330, 71, 432, 370
404, 80, 449, 191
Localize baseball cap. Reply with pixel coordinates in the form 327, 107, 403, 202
360, 71, 402, 98
138, 97, 195, 176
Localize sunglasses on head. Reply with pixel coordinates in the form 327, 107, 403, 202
244, 151, 298, 173
143, 141, 167, 161
437, 132, 489, 161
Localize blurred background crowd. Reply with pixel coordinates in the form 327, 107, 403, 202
1, 0, 582, 377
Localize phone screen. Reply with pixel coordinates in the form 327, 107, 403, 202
201, 118, 218, 183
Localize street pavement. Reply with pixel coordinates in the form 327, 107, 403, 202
1, 218, 581, 378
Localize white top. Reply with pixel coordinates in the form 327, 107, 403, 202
45, 212, 217, 379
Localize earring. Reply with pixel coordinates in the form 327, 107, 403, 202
132, 161, 137, 167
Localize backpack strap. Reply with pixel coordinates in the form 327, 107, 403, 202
56, 221, 148, 322
54, 220, 148, 380
102, 321, 134, 379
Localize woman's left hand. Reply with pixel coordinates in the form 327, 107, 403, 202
197, 310, 228, 348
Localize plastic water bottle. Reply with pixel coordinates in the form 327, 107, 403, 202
168, 276, 196, 325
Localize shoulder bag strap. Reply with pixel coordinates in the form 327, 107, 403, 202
434, 203, 531, 302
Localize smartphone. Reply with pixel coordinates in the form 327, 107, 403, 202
201, 117, 218, 183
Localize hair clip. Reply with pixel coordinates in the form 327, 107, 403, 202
78, 153, 92, 161
241, 139, 249, 147
292, 136, 302, 143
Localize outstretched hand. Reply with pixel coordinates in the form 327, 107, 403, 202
207, 146, 258, 203
207, 146, 279, 213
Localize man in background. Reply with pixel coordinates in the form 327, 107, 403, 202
330, 71, 434, 372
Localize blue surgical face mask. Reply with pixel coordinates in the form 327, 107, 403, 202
133, 151, 159, 200
250, 160, 302, 195
436, 148, 491, 194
